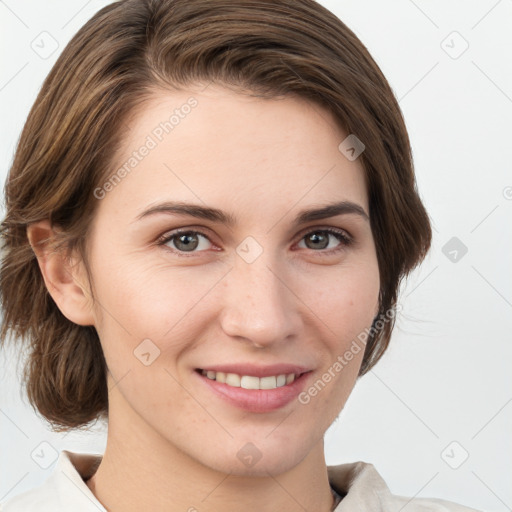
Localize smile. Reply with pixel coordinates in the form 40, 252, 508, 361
198, 369, 300, 389
194, 364, 312, 412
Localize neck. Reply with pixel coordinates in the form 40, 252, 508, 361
86, 387, 335, 512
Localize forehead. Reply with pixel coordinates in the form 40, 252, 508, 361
98, 85, 369, 223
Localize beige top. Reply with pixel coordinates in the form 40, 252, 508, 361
0, 450, 481, 511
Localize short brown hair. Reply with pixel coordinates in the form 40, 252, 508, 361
0, 0, 431, 430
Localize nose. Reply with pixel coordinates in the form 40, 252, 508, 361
219, 252, 302, 348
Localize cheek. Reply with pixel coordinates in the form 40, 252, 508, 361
90, 239, 379, 362
294, 263, 379, 419
89, 255, 226, 354
299, 259, 380, 345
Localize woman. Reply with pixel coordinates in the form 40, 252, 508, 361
0, 0, 481, 510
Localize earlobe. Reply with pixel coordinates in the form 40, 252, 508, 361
26, 220, 95, 326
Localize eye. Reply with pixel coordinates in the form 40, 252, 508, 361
296, 228, 353, 254
159, 229, 213, 254
157, 227, 353, 257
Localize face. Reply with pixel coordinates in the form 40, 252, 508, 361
83, 85, 380, 476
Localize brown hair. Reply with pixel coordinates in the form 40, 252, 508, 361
0, 0, 431, 430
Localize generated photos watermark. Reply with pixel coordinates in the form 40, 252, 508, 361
93, 97, 198, 200
298, 304, 402, 405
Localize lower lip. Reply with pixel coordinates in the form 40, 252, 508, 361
195, 370, 311, 413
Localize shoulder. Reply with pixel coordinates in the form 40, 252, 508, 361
328, 461, 482, 511
0, 450, 105, 512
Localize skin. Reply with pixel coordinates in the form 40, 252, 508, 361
28, 84, 380, 512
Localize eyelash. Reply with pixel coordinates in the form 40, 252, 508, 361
156, 227, 353, 258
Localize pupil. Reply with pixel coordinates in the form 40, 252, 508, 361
173, 232, 331, 252
177, 233, 198, 251
308, 232, 328, 250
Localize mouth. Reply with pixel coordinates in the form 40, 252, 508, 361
195, 369, 307, 390
193, 365, 312, 413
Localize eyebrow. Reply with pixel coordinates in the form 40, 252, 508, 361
135, 200, 369, 226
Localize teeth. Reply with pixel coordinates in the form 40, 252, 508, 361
225, 373, 241, 387
201, 370, 297, 389
241, 375, 259, 389
259, 376, 277, 389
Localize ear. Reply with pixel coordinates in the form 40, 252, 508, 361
27, 220, 95, 326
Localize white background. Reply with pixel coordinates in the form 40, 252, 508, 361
0, 1, 511, 511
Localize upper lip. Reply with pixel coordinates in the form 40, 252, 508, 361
196, 364, 311, 378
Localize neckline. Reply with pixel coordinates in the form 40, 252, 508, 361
331, 485, 344, 510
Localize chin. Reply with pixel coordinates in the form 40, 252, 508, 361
208, 452, 303, 478
192, 435, 314, 477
